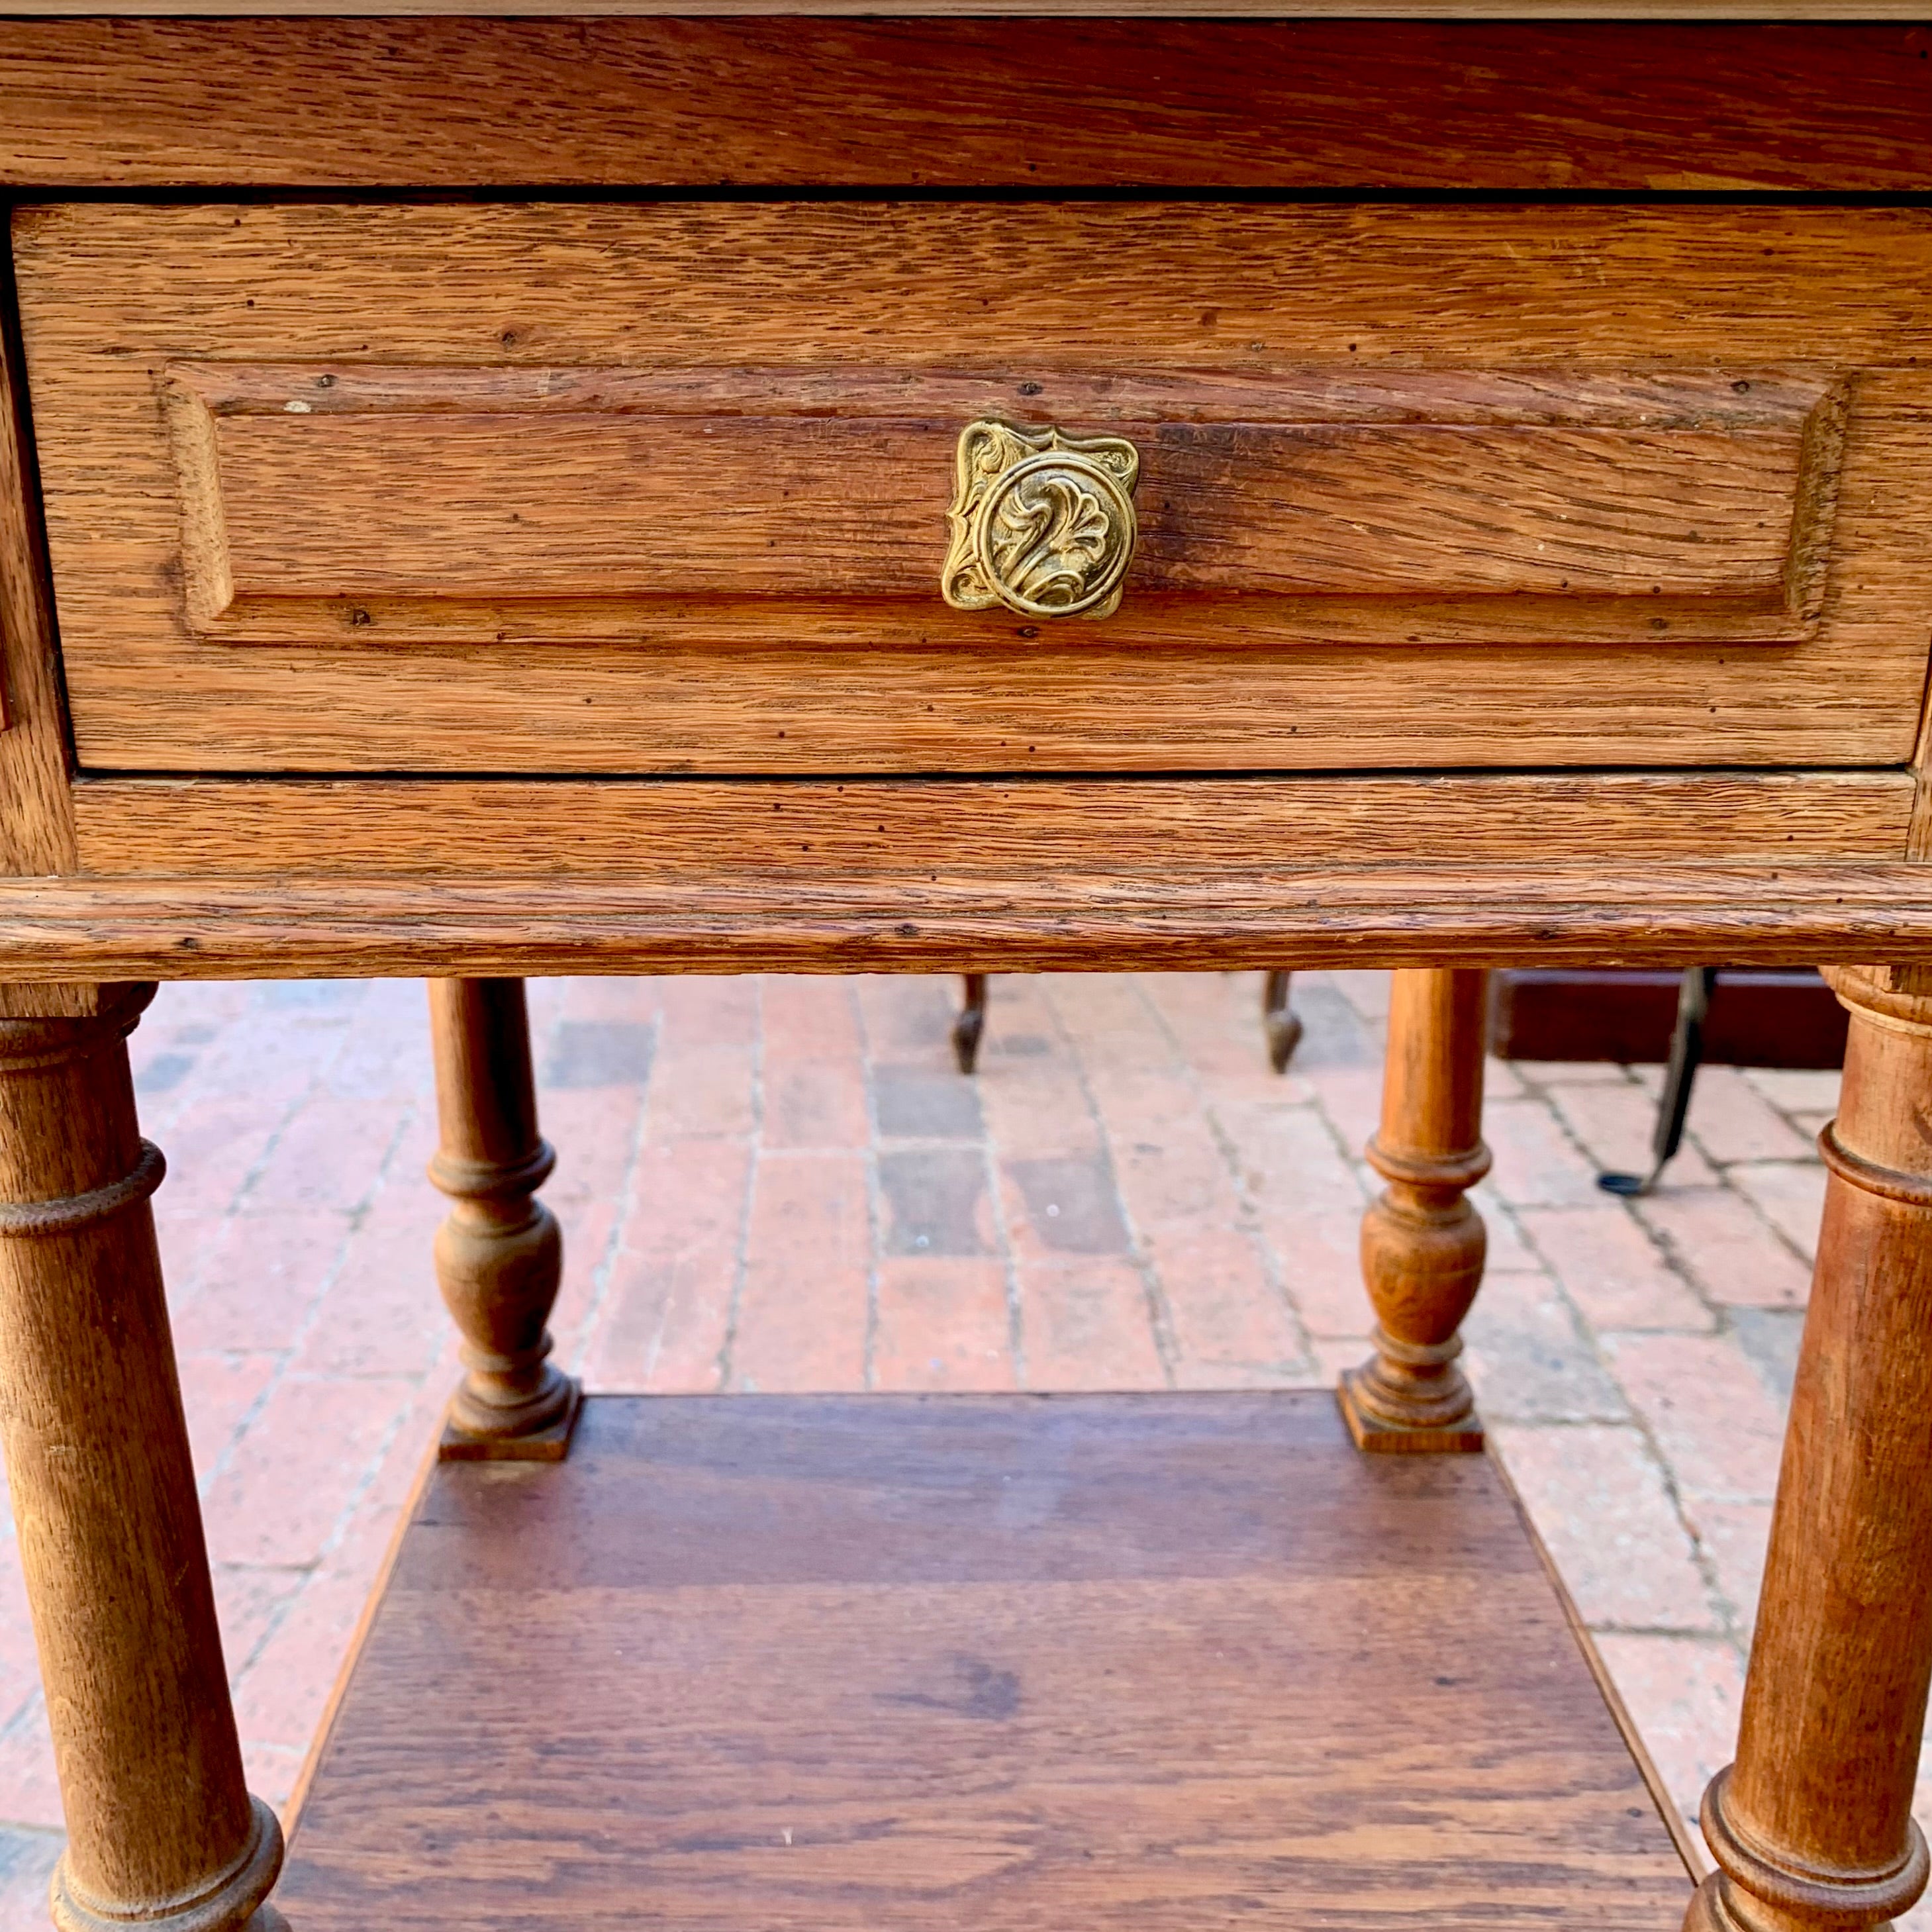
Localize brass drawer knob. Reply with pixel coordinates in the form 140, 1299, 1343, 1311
943, 420, 1139, 620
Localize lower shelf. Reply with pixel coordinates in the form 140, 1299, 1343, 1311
281, 1392, 1692, 1931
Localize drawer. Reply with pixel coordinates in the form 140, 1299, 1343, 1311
14, 200, 1932, 776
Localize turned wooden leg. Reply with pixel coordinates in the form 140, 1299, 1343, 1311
0, 984, 283, 1932
428, 977, 581, 1461
953, 973, 989, 1075
1686, 963, 1932, 1932
1339, 967, 1489, 1453
1262, 969, 1304, 1073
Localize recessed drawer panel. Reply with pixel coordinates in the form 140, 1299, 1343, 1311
15, 201, 1932, 775
166, 361, 1825, 646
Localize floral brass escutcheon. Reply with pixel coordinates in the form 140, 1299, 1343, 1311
943, 420, 1140, 620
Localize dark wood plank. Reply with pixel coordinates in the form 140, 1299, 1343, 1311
0, 1, 1921, 12
1, 1, 1922, 12
1490, 967, 1850, 1067
281, 1394, 1690, 1931
0, 18, 1926, 186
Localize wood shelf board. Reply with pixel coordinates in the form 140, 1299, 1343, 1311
281, 1392, 1691, 1932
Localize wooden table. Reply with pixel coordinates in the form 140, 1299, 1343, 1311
2, 15, 1931, 1931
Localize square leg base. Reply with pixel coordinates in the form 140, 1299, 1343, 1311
1338, 1370, 1486, 1454
438, 1377, 583, 1463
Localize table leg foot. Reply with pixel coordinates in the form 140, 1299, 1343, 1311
0, 985, 282, 1932
1683, 964, 1932, 1932
1339, 968, 1491, 1455
428, 979, 580, 1462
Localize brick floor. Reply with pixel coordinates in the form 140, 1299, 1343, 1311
0, 968, 1894, 1925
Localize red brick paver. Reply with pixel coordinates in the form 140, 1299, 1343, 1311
0, 969, 1879, 1923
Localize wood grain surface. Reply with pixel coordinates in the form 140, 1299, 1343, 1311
0, 1, 1921, 19
280, 1393, 1690, 1931
17, 203, 1932, 777
6, 865, 1932, 981
171, 362, 1817, 630
68, 773, 1915, 878
0, 22, 1927, 187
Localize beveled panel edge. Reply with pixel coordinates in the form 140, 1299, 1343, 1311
160, 360, 1829, 640
281, 1412, 439, 1841
169, 362, 1836, 427
1486, 1445, 1708, 1882
0, 236, 74, 872
5, 864, 1932, 981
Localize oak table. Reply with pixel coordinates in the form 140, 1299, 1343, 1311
2, 15, 1931, 1932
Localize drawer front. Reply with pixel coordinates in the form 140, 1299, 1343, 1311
15, 200, 1932, 775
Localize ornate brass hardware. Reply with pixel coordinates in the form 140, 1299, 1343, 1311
943, 420, 1139, 620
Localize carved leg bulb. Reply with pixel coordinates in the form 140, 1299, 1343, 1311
428, 977, 580, 1459
1339, 967, 1490, 1453
0, 985, 283, 1932
1686, 964, 1932, 1932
